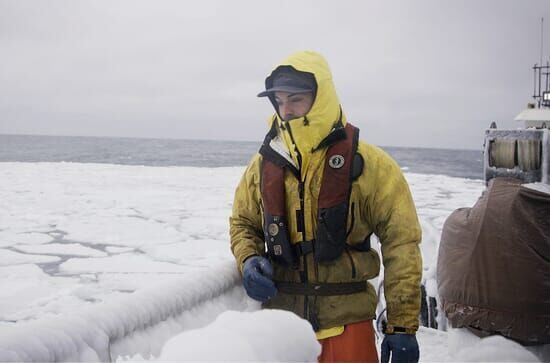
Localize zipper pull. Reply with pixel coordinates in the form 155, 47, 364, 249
298, 182, 304, 200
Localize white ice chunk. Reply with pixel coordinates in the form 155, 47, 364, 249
0, 248, 60, 266
59, 254, 195, 274
105, 246, 135, 254
13, 243, 107, 257
0, 264, 78, 320
61, 216, 183, 247
141, 239, 232, 265
0, 232, 53, 247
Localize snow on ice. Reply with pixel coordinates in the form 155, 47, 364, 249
157, 310, 321, 362
0, 162, 547, 362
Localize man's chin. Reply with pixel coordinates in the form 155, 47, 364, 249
283, 115, 302, 122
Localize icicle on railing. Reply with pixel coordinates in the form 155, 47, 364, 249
0, 261, 244, 362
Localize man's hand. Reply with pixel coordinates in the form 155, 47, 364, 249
242, 256, 277, 302
380, 333, 419, 363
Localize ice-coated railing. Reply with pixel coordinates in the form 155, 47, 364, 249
0, 261, 245, 362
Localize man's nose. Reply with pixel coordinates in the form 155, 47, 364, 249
279, 104, 293, 120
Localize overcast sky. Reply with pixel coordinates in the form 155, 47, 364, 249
1, 0, 549, 149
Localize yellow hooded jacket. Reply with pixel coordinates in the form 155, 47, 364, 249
230, 51, 422, 335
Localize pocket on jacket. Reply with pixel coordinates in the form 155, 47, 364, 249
314, 202, 348, 262
348, 248, 380, 280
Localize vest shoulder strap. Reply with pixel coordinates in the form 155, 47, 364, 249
318, 123, 360, 209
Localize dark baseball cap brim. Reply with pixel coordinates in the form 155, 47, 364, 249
257, 86, 314, 97
258, 66, 316, 98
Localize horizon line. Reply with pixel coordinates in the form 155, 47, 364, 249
0, 132, 482, 152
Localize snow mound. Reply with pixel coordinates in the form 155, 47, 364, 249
158, 309, 321, 362
448, 328, 545, 362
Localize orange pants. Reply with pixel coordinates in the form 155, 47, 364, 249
318, 320, 379, 363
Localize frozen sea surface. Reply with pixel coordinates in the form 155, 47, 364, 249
0, 162, 547, 362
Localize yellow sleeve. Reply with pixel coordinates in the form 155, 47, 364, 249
362, 144, 422, 333
229, 155, 265, 273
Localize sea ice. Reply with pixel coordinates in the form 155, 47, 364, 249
0, 248, 60, 266
0, 232, 53, 247
13, 243, 108, 257
59, 253, 197, 274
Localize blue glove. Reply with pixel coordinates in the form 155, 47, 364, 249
381, 333, 419, 363
242, 256, 277, 302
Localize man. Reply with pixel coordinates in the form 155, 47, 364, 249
230, 51, 422, 363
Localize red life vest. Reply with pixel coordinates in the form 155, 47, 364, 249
260, 122, 362, 266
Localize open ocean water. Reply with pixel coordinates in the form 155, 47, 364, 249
0, 134, 483, 180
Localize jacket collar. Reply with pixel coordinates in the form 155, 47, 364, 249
260, 115, 348, 179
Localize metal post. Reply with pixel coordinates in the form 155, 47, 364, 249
539, 66, 542, 108
538, 18, 544, 108
534, 64, 537, 101
544, 61, 550, 92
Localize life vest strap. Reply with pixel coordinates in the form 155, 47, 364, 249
293, 239, 371, 257
294, 240, 314, 256
275, 281, 367, 296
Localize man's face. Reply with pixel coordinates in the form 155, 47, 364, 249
274, 91, 314, 121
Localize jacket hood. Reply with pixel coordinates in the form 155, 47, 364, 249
264, 51, 347, 170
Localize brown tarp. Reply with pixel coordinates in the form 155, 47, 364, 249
437, 177, 550, 345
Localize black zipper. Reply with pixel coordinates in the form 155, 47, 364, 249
298, 180, 309, 322
346, 202, 355, 238
343, 202, 357, 279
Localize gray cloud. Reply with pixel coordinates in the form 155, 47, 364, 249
1, 0, 549, 149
